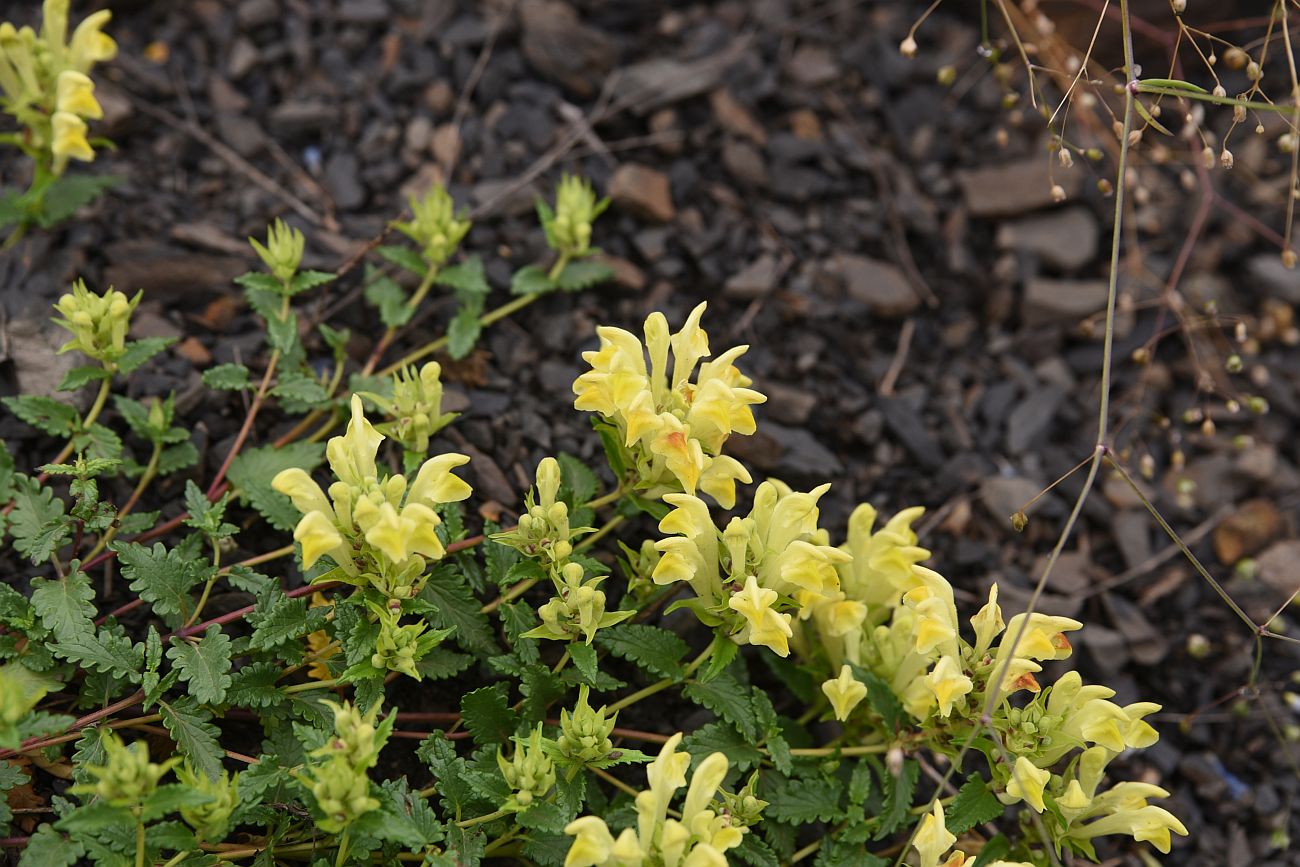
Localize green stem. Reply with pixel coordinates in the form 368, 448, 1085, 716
283, 678, 339, 694
82, 440, 161, 562
547, 253, 570, 282
379, 293, 540, 376
134, 811, 145, 867
1135, 82, 1297, 114
456, 808, 509, 828
334, 829, 350, 867
185, 539, 223, 627
788, 743, 887, 757
607, 642, 715, 714
51, 377, 112, 467
363, 265, 440, 376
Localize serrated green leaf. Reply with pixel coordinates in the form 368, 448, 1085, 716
30, 569, 95, 641
874, 759, 919, 839
37, 174, 118, 226
852, 664, 904, 733
9, 476, 69, 564
415, 647, 475, 681
117, 337, 174, 374
227, 442, 324, 532
226, 662, 287, 709
202, 363, 251, 391
18, 822, 83, 867
376, 244, 429, 276
596, 624, 689, 680
556, 259, 613, 292
765, 776, 845, 824
568, 643, 600, 684
289, 269, 336, 295
247, 589, 325, 650
684, 672, 757, 739
158, 441, 198, 475
510, 264, 554, 296
56, 630, 143, 681
271, 369, 330, 411
3, 396, 78, 437
167, 626, 233, 704
446, 303, 483, 360
733, 834, 781, 867
682, 722, 763, 772
462, 685, 515, 746
946, 775, 1002, 835
419, 565, 495, 655
159, 698, 223, 781
56, 366, 110, 392
363, 271, 412, 328
556, 452, 599, 505
437, 256, 490, 302
113, 541, 207, 624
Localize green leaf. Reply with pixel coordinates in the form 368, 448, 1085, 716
227, 442, 325, 532
1133, 98, 1173, 136
461, 684, 516, 747
37, 174, 118, 226
874, 759, 919, 839
158, 442, 198, 475
510, 264, 554, 296
374, 778, 445, 846
596, 624, 689, 680
568, 643, 600, 684
733, 835, 781, 867
684, 672, 757, 739
167, 626, 233, 704
160, 698, 223, 782
202, 363, 251, 391
18, 822, 83, 867
56, 366, 110, 392
697, 634, 739, 684
226, 662, 287, 709
113, 541, 207, 624
419, 566, 495, 655
247, 590, 324, 650
10, 476, 70, 565
376, 244, 429, 276
417, 734, 475, 814
446, 304, 482, 360
415, 647, 475, 681
682, 722, 763, 772
519, 663, 565, 723
56, 630, 143, 681
438, 256, 490, 303
3, 396, 78, 437
972, 834, 1013, 866
765, 776, 845, 824
556, 259, 613, 292
117, 337, 174, 374
271, 369, 330, 410
30, 569, 95, 640
1138, 77, 1208, 94
556, 453, 599, 505
265, 311, 298, 355
55, 800, 133, 834
946, 775, 1002, 835
852, 664, 904, 733
364, 271, 412, 328
289, 269, 336, 295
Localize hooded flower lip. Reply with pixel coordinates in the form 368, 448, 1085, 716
1004, 756, 1051, 813
821, 664, 867, 721
913, 801, 957, 867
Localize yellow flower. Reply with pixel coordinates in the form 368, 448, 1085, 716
970, 584, 1005, 657
55, 69, 100, 118
564, 816, 616, 867
1072, 804, 1188, 854
728, 575, 793, 656
51, 110, 93, 166
294, 510, 345, 570
913, 801, 956, 867
68, 9, 116, 72
326, 396, 384, 487
1004, 756, 1050, 813
924, 654, 972, 718
572, 303, 764, 506
821, 665, 867, 721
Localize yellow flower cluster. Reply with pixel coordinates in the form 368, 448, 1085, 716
52, 279, 139, 365
362, 362, 458, 456
914, 801, 1032, 867
0, 1, 116, 173
652, 480, 849, 657
572, 303, 764, 508
564, 733, 744, 867
272, 395, 471, 599
775, 502, 1186, 856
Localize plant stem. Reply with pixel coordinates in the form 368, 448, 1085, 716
788, 744, 887, 757
185, 540, 223, 627
283, 678, 339, 694
379, 293, 540, 377
607, 643, 715, 714
362, 265, 440, 376
83, 441, 162, 562
334, 829, 350, 867
49, 377, 112, 468
547, 253, 570, 282
207, 296, 288, 498
456, 808, 509, 828
134, 812, 146, 867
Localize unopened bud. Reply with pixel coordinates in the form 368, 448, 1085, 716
899, 36, 917, 58
1220, 147, 1234, 169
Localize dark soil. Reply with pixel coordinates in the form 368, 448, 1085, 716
3, 1, 1300, 865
